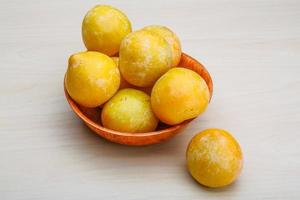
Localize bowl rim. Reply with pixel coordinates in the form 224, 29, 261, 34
64, 52, 213, 137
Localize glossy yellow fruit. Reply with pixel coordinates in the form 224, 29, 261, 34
143, 25, 182, 66
186, 129, 243, 188
65, 51, 120, 107
101, 89, 158, 133
151, 68, 210, 125
111, 57, 133, 89
82, 5, 132, 56
119, 30, 173, 87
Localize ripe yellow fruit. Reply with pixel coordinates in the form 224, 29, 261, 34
151, 68, 210, 125
186, 129, 243, 188
101, 89, 158, 133
65, 51, 120, 107
143, 25, 182, 66
111, 57, 133, 89
119, 30, 173, 87
82, 5, 132, 56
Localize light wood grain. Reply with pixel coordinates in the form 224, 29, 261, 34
0, 0, 300, 199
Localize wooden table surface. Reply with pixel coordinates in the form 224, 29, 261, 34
1, 0, 299, 199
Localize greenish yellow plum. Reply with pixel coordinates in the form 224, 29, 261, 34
101, 89, 158, 133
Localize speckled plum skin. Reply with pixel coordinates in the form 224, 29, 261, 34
143, 25, 182, 67
101, 89, 158, 133
186, 129, 243, 188
119, 30, 173, 87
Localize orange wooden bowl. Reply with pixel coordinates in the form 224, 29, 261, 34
64, 53, 213, 146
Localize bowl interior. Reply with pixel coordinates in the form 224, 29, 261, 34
64, 52, 213, 137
